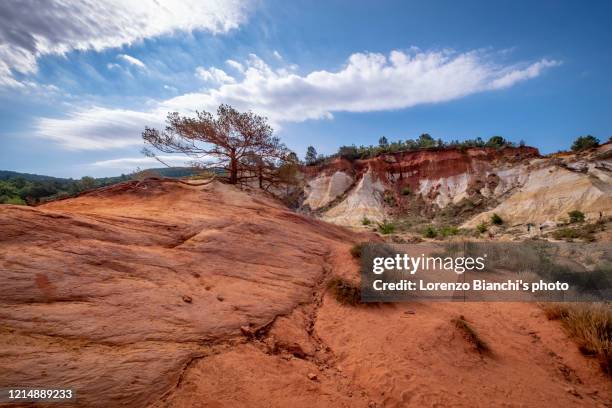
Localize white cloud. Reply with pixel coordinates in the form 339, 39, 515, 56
91, 155, 191, 168
36, 107, 162, 150
226, 59, 245, 73
489, 59, 561, 89
273, 50, 283, 60
170, 49, 559, 124
195, 66, 235, 83
34, 48, 560, 150
0, 0, 252, 87
118, 54, 146, 69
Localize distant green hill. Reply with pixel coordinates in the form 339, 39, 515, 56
0, 167, 201, 183
0, 170, 71, 182
0, 167, 205, 205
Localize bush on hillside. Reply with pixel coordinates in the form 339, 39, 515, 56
439, 225, 459, 237
377, 220, 396, 234
3, 196, 26, 205
476, 222, 488, 233
571, 135, 600, 151
568, 210, 585, 224
423, 226, 437, 238
490, 213, 503, 225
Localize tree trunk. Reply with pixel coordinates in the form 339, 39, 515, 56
229, 152, 238, 184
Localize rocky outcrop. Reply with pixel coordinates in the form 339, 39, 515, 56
322, 170, 386, 225
300, 144, 612, 227
0, 179, 361, 407
302, 171, 353, 211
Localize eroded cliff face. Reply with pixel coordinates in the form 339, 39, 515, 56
300, 144, 612, 227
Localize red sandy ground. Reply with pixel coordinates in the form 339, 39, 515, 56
0, 180, 609, 407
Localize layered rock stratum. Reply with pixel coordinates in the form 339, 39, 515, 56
300, 144, 612, 228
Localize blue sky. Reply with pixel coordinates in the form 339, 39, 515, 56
0, 0, 611, 178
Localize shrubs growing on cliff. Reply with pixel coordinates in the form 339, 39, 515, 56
474, 217, 506, 236
305, 133, 605, 167
361, 217, 371, 226
568, 210, 585, 223
401, 186, 411, 196
309, 134, 519, 164
378, 136, 389, 148
422, 225, 459, 239
377, 220, 396, 234
337, 145, 362, 161
490, 213, 504, 225
552, 220, 604, 242
556, 226, 599, 242
571, 135, 600, 152
439, 226, 460, 237
485, 136, 507, 148
423, 226, 437, 238
305, 146, 318, 165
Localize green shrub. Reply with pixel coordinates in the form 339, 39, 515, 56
401, 186, 411, 196
476, 222, 488, 233
553, 228, 580, 240
377, 220, 396, 234
568, 210, 585, 224
350, 243, 363, 258
571, 135, 600, 152
490, 213, 503, 225
2, 196, 26, 205
361, 217, 371, 226
327, 277, 361, 306
552, 222, 600, 242
439, 225, 459, 237
423, 226, 437, 238
486, 135, 507, 148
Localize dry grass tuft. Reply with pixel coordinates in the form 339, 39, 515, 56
327, 277, 361, 306
452, 315, 490, 353
541, 302, 611, 375
350, 243, 363, 258
542, 303, 571, 320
